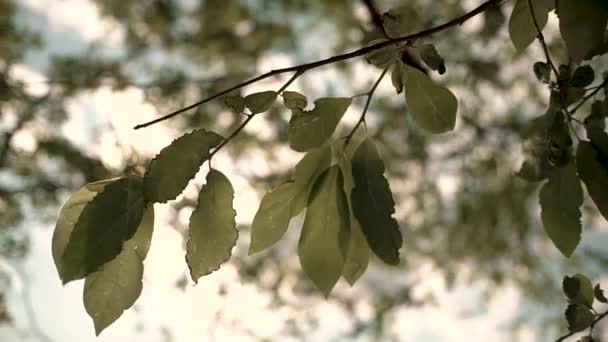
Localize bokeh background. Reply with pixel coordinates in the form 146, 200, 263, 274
1, 0, 607, 341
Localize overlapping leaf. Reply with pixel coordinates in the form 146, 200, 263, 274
539, 163, 583, 257
351, 138, 402, 265
402, 64, 457, 134
186, 169, 237, 282
60, 176, 146, 283
508, 0, 554, 51
288, 97, 352, 152
83, 205, 154, 335
144, 129, 223, 203
298, 165, 350, 297
557, 0, 608, 61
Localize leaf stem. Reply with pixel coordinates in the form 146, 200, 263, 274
134, 0, 508, 129
527, 0, 559, 78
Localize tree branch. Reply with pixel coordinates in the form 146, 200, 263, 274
527, 0, 559, 77
134, 0, 508, 130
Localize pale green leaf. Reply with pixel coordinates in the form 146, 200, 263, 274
245, 91, 277, 114
381, 6, 419, 38
52, 177, 122, 280
282, 91, 307, 110
539, 163, 583, 257
402, 64, 457, 134
508, 0, 554, 51
364, 39, 398, 69
186, 169, 237, 282
577, 140, 608, 221
144, 129, 223, 203
558, 0, 608, 61
60, 176, 146, 283
83, 206, 154, 335
298, 165, 350, 297
288, 97, 352, 152
351, 138, 402, 265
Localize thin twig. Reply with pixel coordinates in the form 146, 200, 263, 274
345, 64, 391, 145
527, 0, 559, 77
570, 77, 608, 115
134, 0, 508, 130
555, 310, 608, 342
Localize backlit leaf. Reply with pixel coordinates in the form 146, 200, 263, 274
60, 176, 146, 283
577, 140, 608, 221
508, 0, 554, 51
298, 165, 350, 297
144, 129, 223, 203
186, 169, 237, 282
365, 39, 398, 69
245, 91, 277, 113
83, 206, 154, 335
351, 138, 402, 265
288, 97, 352, 152
402, 64, 457, 134
539, 163, 583, 257
557, 0, 608, 61
282, 91, 307, 110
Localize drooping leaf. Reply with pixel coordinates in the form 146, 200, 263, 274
539, 163, 583, 257
52, 177, 122, 279
351, 138, 402, 265
563, 274, 595, 307
60, 176, 146, 283
595, 283, 608, 303
245, 91, 277, 114
288, 97, 352, 152
508, 0, 554, 51
83, 205, 154, 335
402, 64, 457, 134
338, 143, 370, 285
298, 165, 350, 297
224, 95, 245, 113
565, 304, 595, 332
144, 129, 223, 203
418, 44, 446, 75
249, 145, 332, 255
186, 169, 237, 282
577, 140, 608, 221
557, 0, 608, 61
282, 91, 307, 110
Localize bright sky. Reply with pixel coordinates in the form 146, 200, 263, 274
4, 0, 604, 341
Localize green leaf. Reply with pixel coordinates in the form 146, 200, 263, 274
508, 0, 555, 51
282, 91, 307, 110
249, 145, 332, 255
381, 6, 419, 38
245, 91, 277, 114
418, 44, 446, 75
533, 62, 551, 83
338, 144, 370, 285
186, 169, 237, 282
577, 140, 608, 221
224, 95, 245, 113
557, 0, 608, 61
595, 283, 608, 303
571, 65, 595, 88
298, 165, 350, 297
52, 177, 122, 280
144, 129, 223, 203
83, 205, 154, 335
563, 274, 595, 307
565, 304, 595, 332
402, 64, 458, 134
539, 163, 583, 257
351, 138, 402, 265
288, 97, 352, 152
365, 39, 398, 69
60, 176, 146, 283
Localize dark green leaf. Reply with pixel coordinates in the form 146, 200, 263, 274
595, 283, 608, 303
508, 0, 555, 51
577, 140, 608, 221
245, 91, 277, 114
557, 0, 608, 61
186, 169, 237, 282
282, 91, 307, 110
571, 65, 595, 88
539, 163, 583, 257
402, 64, 457, 134
288, 97, 352, 152
563, 274, 595, 307
60, 176, 146, 283
224, 95, 245, 113
83, 205, 154, 335
418, 44, 446, 75
144, 129, 223, 203
533, 62, 551, 83
351, 138, 402, 265
563, 276, 582, 301
298, 165, 350, 297
565, 304, 595, 332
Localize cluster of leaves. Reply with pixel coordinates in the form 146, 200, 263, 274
50, 0, 608, 336
558, 274, 607, 341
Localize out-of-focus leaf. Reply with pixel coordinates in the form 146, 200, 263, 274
594, 283, 608, 303
509, 0, 554, 51
577, 140, 608, 221
144, 129, 223, 203
557, 0, 608, 61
